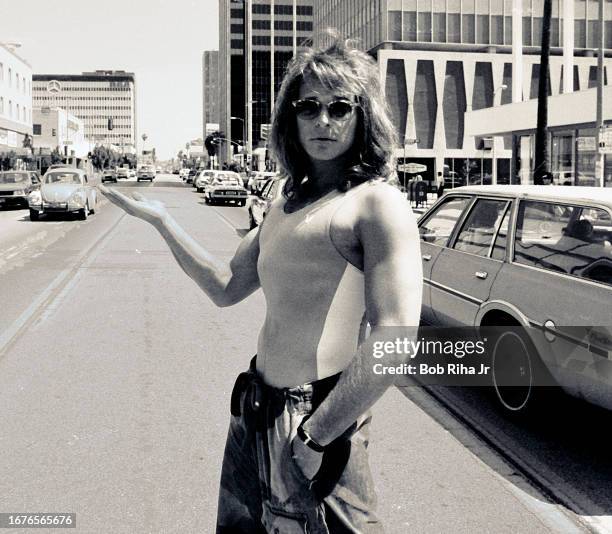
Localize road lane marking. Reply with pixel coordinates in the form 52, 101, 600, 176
0, 212, 126, 358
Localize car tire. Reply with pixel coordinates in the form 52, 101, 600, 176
490, 327, 552, 416
239, 200, 246, 207
137, 178, 141, 182
78, 203, 89, 220
29, 209, 39, 221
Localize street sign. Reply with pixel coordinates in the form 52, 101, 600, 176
599, 128, 612, 154
398, 163, 427, 174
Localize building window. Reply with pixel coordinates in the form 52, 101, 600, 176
253, 19, 270, 29
274, 4, 293, 15
231, 39, 243, 49
230, 8, 243, 18
274, 35, 293, 46
252, 4, 271, 14
296, 5, 312, 15
33, 124, 42, 135
0, 63, 3, 82
0, 97, 3, 114
274, 19, 293, 30
388, 10, 401, 40
297, 20, 312, 31
253, 35, 271, 45
8, 68, 12, 87
231, 23, 244, 34
52, 128, 56, 137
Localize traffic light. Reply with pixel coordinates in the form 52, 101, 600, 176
108, 117, 113, 130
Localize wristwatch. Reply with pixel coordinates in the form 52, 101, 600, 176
296, 420, 325, 453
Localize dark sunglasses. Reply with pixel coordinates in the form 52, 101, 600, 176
291, 99, 358, 121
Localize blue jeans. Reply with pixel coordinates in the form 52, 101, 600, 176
216, 358, 383, 533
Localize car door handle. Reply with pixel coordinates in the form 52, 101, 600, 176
475, 271, 488, 279
422, 254, 432, 261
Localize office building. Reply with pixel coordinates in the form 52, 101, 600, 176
0, 43, 33, 156
32, 107, 92, 160
219, 0, 314, 167
203, 50, 220, 140
32, 70, 137, 153
314, 0, 612, 186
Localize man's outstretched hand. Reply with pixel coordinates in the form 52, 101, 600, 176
98, 184, 168, 226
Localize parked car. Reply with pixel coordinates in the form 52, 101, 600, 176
0, 170, 41, 208
248, 176, 286, 229
47, 163, 71, 171
194, 170, 216, 192
203, 172, 248, 206
417, 185, 612, 414
249, 171, 277, 194
28, 168, 98, 221
186, 168, 198, 184
179, 168, 189, 180
137, 164, 156, 182
156, 166, 162, 174
116, 167, 130, 179
101, 168, 118, 183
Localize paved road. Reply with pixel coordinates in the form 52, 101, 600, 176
0, 174, 591, 533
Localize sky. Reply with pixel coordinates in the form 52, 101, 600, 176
0, 0, 219, 160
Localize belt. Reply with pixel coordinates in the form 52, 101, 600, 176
230, 356, 341, 418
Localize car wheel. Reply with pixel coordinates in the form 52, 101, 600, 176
29, 209, 40, 221
490, 327, 551, 415
239, 200, 246, 207
78, 202, 89, 220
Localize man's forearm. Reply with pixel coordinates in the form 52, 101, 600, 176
154, 214, 231, 306
303, 337, 406, 446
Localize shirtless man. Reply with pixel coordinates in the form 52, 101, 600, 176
101, 35, 422, 533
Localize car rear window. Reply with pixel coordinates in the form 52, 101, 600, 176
45, 172, 81, 184
514, 200, 612, 286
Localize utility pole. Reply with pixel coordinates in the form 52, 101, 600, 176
271, 0, 275, 121
245, 0, 253, 168
534, 0, 552, 184
595, 0, 605, 187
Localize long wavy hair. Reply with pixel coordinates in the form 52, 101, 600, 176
269, 31, 397, 200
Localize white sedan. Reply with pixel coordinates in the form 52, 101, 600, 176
28, 168, 97, 221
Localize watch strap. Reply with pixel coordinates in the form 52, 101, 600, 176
296, 420, 325, 453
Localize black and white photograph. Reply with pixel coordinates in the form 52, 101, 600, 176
1, 0, 611, 532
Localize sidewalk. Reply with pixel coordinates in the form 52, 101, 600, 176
369, 387, 586, 533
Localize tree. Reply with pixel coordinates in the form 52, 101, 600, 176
533, 0, 553, 185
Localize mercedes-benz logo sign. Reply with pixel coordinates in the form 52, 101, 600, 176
47, 80, 62, 94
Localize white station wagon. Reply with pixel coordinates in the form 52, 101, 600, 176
417, 185, 612, 413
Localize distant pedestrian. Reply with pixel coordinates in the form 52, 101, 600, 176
100, 32, 422, 533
